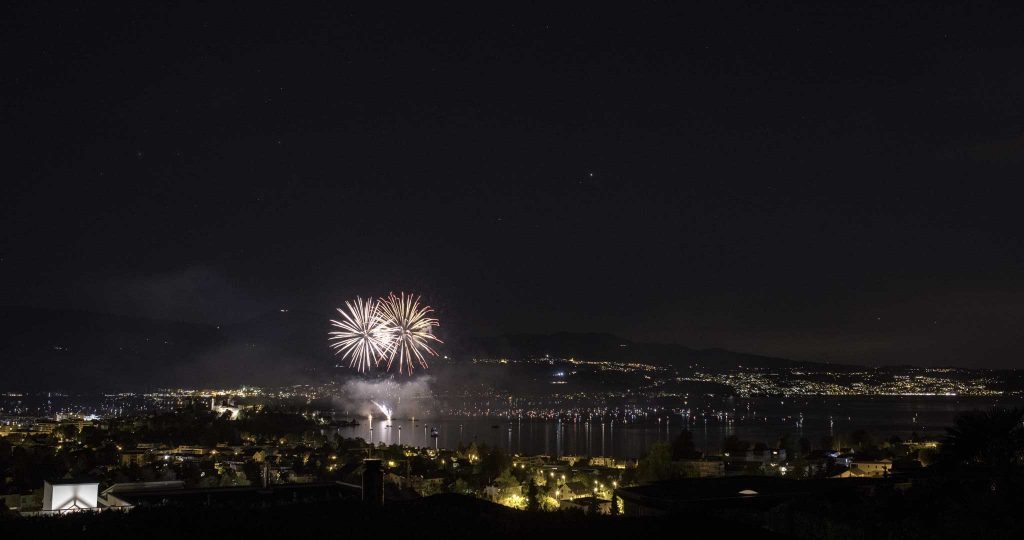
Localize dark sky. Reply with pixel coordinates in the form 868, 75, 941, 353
3, 2, 1023, 367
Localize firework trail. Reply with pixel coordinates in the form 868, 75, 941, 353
371, 400, 393, 424
377, 292, 443, 375
328, 297, 393, 373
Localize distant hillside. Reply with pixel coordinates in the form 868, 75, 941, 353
0, 308, 855, 391
0, 307, 333, 391
462, 332, 835, 371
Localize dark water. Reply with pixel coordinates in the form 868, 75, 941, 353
334, 395, 1024, 459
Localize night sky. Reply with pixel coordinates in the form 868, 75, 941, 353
3, 3, 1023, 368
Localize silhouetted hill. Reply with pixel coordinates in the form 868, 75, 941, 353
463, 332, 834, 371
0, 307, 218, 391
0, 308, 857, 391
0, 307, 332, 391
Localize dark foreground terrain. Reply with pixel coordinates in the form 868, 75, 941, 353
0, 494, 782, 539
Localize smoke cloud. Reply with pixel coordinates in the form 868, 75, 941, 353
332, 377, 435, 419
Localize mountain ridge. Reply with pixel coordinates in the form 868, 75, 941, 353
1, 306, 860, 390
461, 331, 840, 371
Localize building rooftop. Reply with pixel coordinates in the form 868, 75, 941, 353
46, 479, 99, 486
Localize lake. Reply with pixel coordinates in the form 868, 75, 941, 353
333, 395, 1024, 459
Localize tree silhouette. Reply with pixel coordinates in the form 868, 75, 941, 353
798, 437, 812, 457
670, 430, 700, 460
722, 435, 750, 454
480, 448, 510, 483
636, 443, 673, 483
848, 429, 875, 451
526, 480, 539, 512
819, 435, 835, 451
941, 407, 1024, 486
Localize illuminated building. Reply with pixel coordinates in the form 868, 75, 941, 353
42, 480, 99, 512
120, 450, 148, 467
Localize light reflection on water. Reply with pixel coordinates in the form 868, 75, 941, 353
334, 396, 1024, 459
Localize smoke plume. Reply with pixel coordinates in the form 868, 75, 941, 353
332, 376, 434, 419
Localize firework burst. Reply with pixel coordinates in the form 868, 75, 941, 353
328, 297, 393, 373
377, 292, 443, 375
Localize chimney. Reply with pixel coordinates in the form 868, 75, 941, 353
362, 459, 383, 506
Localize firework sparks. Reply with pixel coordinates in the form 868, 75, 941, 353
328, 297, 393, 373
372, 401, 393, 425
377, 292, 443, 375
